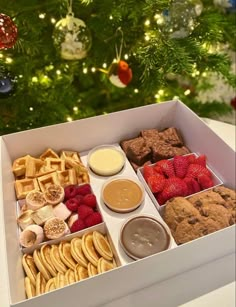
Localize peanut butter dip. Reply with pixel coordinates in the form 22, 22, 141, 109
120, 216, 170, 259
102, 178, 144, 213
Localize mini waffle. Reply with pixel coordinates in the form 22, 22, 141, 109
45, 158, 66, 172
37, 172, 60, 193
57, 169, 77, 187
40, 148, 59, 160
25, 157, 45, 178
40, 244, 57, 277
82, 233, 100, 267
24, 276, 36, 299
70, 237, 88, 268
50, 245, 67, 274
35, 272, 46, 296
58, 241, 76, 270
92, 231, 113, 261
12, 155, 29, 177
97, 257, 114, 274
87, 262, 98, 277
33, 249, 52, 281
15, 178, 40, 199
60, 150, 82, 165
22, 254, 38, 286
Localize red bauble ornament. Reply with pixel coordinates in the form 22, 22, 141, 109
0, 14, 18, 49
230, 97, 236, 110
108, 60, 132, 88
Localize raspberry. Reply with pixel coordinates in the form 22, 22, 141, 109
156, 160, 175, 178
173, 155, 189, 179
83, 194, 97, 208
195, 155, 207, 167
64, 185, 77, 200
78, 205, 94, 220
143, 165, 156, 181
84, 212, 102, 227
162, 177, 188, 201
65, 198, 80, 212
198, 174, 214, 189
74, 194, 84, 205
186, 164, 212, 179
76, 184, 91, 196
70, 219, 86, 233
147, 174, 166, 193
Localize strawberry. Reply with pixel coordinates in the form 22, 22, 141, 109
191, 178, 201, 193
78, 205, 94, 220
147, 174, 166, 193
65, 198, 80, 212
162, 177, 188, 201
186, 154, 196, 164
76, 184, 91, 196
84, 212, 102, 227
198, 174, 214, 189
173, 155, 189, 178
70, 219, 86, 232
156, 160, 175, 178
195, 155, 206, 167
64, 185, 77, 200
83, 193, 97, 208
183, 177, 195, 195
153, 164, 164, 175
155, 192, 166, 206
143, 165, 156, 181
186, 164, 212, 179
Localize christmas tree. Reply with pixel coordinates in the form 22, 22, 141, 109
0, 0, 235, 135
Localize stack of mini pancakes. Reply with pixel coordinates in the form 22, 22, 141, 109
22, 231, 117, 298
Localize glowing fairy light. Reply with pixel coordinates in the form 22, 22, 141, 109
83, 68, 88, 74
155, 94, 160, 99
32, 76, 38, 83
18, 75, 23, 78
29, 107, 34, 111
51, 18, 56, 24
154, 14, 164, 25
134, 89, 139, 93
56, 70, 61, 75
144, 33, 150, 41
202, 72, 207, 77
6, 57, 13, 63
102, 63, 107, 68
91, 67, 96, 72
109, 15, 113, 20
73, 106, 78, 112
184, 89, 191, 96
0, 53, 3, 58
158, 89, 164, 95
67, 116, 73, 122
173, 96, 179, 100
144, 19, 150, 26
39, 13, 46, 19
124, 54, 129, 60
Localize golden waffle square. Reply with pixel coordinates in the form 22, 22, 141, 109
12, 155, 30, 177
60, 150, 82, 168
57, 169, 77, 187
37, 172, 60, 193
45, 158, 65, 172
40, 148, 59, 160
71, 160, 90, 184
15, 178, 40, 199
25, 157, 45, 178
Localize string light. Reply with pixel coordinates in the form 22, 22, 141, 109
134, 89, 139, 93
6, 57, 13, 63
51, 18, 56, 24
154, 94, 160, 99
29, 107, 34, 111
144, 33, 150, 41
67, 116, 73, 122
158, 89, 164, 95
202, 72, 207, 77
56, 70, 61, 75
102, 63, 107, 68
39, 13, 46, 19
144, 19, 150, 26
0, 53, 3, 58
184, 89, 191, 95
73, 106, 78, 113
109, 15, 113, 20
124, 54, 129, 60
32, 76, 38, 83
173, 96, 179, 100
18, 75, 23, 78
83, 68, 88, 74
91, 67, 96, 73
154, 14, 164, 25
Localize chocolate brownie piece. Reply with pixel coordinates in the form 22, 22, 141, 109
163, 197, 201, 232
174, 217, 223, 245
172, 146, 191, 156
126, 137, 151, 166
140, 129, 160, 139
120, 138, 138, 155
159, 127, 184, 147
151, 141, 175, 161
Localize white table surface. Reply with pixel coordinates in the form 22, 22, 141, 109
0, 118, 235, 307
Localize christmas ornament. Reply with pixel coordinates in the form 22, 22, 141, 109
161, 0, 203, 39
99, 28, 132, 88
0, 66, 17, 98
53, 0, 91, 60
230, 97, 236, 110
0, 13, 18, 49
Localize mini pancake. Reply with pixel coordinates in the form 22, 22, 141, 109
58, 241, 76, 270
70, 237, 88, 268
82, 233, 100, 267
50, 244, 67, 274
35, 272, 46, 296
40, 244, 57, 277
87, 262, 98, 277
33, 249, 51, 281
92, 231, 113, 261
24, 276, 36, 299
45, 278, 56, 293
55, 272, 66, 289
97, 257, 114, 274
22, 254, 38, 286
65, 269, 76, 285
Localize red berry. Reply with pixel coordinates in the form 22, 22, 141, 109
83, 194, 97, 208
143, 165, 156, 181
64, 185, 77, 200
153, 164, 164, 175
78, 205, 94, 220
186, 164, 212, 179
186, 154, 196, 164
70, 219, 86, 233
76, 184, 91, 196
198, 174, 214, 190
173, 155, 189, 179
74, 194, 84, 205
183, 177, 195, 195
195, 155, 207, 167
156, 160, 175, 178
162, 177, 188, 201
84, 212, 102, 227
155, 192, 166, 206
65, 198, 80, 212
191, 178, 201, 193
147, 174, 166, 193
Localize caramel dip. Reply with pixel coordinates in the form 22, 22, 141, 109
120, 215, 170, 259
102, 178, 144, 213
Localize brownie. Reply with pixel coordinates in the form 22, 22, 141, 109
120, 138, 138, 155
126, 137, 151, 166
151, 141, 175, 161
140, 129, 160, 139
159, 127, 184, 147
130, 160, 151, 172
172, 146, 191, 156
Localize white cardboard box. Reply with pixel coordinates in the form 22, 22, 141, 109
0, 100, 235, 307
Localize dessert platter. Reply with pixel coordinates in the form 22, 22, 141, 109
0, 100, 235, 307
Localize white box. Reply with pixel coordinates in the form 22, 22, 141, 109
0, 100, 235, 307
